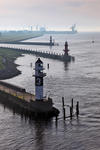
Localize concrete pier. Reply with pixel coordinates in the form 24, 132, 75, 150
0, 41, 55, 46
0, 81, 59, 118
0, 46, 75, 62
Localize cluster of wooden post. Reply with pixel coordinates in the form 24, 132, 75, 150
62, 97, 79, 120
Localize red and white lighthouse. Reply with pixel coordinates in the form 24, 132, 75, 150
34, 58, 46, 100
63, 41, 69, 55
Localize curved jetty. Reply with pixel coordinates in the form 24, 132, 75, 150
0, 58, 59, 118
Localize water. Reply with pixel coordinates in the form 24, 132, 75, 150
0, 32, 100, 149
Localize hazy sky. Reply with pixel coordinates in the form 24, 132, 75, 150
0, 0, 100, 31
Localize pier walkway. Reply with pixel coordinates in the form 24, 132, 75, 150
0, 41, 55, 46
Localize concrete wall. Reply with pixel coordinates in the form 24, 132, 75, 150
0, 90, 59, 118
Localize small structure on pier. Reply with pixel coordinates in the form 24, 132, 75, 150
62, 41, 75, 62
63, 41, 69, 55
34, 58, 46, 100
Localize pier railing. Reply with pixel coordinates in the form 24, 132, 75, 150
0, 45, 64, 59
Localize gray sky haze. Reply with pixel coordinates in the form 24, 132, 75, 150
0, 0, 100, 31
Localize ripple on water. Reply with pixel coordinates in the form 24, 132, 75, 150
1, 33, 100, 149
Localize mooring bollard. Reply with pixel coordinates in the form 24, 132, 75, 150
76, 101, 79, 117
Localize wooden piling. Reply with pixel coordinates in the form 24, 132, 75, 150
70, 106, 72, 119
71, 98, 73, 113
63, 108, 66, 120
76, 101, 79, 117
47, 63, 49, 69
62, 97, 65, 108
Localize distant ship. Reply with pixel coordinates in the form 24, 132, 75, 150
39, 24, 77, 34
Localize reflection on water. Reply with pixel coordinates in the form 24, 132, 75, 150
1, 33, 100, 149
63, 61, 70, 71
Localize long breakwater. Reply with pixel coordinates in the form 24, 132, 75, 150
0, 46, 75, 62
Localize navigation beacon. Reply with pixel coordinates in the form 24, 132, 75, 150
34, 58, 46, 100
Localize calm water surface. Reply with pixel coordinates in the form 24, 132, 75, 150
0, 32, 100, 150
